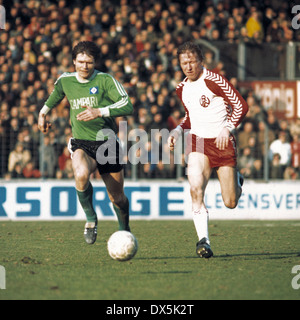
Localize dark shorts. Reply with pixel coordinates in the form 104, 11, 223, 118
68, 138, 124, 175
186, 133, 237, 168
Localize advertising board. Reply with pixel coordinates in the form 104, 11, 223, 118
0, 180, 299, 220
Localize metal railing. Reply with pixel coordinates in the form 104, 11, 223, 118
198, 40, 300, 81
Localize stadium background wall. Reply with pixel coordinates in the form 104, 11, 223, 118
0, 180, 299, 221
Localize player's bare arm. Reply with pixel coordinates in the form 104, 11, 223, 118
38, 113, 52, 134
76, 106, 102, 121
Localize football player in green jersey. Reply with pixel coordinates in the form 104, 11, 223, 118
38, 41, 133, 244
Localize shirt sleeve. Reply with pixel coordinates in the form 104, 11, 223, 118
175, 81, 191, 132
205, 74, 248, 131
101, 75, 133, 118
44, 77, 66, 110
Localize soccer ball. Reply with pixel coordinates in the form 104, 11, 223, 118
107, 231, 138, 261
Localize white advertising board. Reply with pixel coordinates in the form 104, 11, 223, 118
0, 180, 299, 220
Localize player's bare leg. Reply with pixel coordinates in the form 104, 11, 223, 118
187, 152, 213, 258
102, 170, 130, 231
72, 149, 97, 191
72, 149, 98, 244
188, 152, 212, 212
216, 166, 242, 209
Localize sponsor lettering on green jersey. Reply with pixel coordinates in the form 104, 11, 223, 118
45, 70, 133, 141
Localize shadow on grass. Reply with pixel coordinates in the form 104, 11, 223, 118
135, 251, 300, 261
141, 270, 193, 275
214, 251, 300, 260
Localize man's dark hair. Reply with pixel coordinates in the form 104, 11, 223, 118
177, 41, 204, 63
72, 41, 100, 62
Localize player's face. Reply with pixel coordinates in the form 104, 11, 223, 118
179, 51, 203, 82
73, 53, 95, 80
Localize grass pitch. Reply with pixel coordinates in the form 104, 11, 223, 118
0, 220, 300, 300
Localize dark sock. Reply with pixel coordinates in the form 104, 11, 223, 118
76, 183, 97, 223
113, 197, 130, 231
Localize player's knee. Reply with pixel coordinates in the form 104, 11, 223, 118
224, 197, 238, 209
74, 168, 89, 185
190, 186, 204, 199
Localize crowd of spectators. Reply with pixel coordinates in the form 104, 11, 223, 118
0, 0, 300, 181
237, 97, 300, 180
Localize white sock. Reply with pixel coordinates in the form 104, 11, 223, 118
193, 208, 209, 244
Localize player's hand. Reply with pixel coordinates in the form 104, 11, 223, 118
77, 106, 101, 121
38, 113, 52, 134
168, 135, 176, 151
215, 127, 230, 150
168, 128, 182, 151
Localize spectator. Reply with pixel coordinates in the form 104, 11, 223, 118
22, 161, 41, 178
58, 146, 71, 172
138, 162, 154, 179
152, 160, 174, 179
137, 107, 152, 130
291, 134, 300, 174
270, 153, 284, 179
167, 109, 183, 131
266, 20, 282, 42
9, 163, 24, 179
279, 119, 292, 142
279, 20, 293, 43
263, 7, 275, 38
39, 136, 56, 178
237, 122, 257, 152
266, 109, 281, 135
61, 158, 74, 179
247, 136, 260, 159
212, 61, 226, 76
223, 16, 238, 42
290, 118, 300, 137
283, 166, 298, 180
245, 10, 264, 41
203, 51, 217, 70
269, 131, 292, 174
239, 26, 251, 43
238, 147, 255, 178
257, 120, 276, 159
172, 18, 191, 42
251, 159, 263, 180
8, 142, 31, 174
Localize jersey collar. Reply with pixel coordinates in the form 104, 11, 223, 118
75, 70, 98, 83
184, 67, 207, 84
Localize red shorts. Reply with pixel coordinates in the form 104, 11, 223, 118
186, 134, 237, 168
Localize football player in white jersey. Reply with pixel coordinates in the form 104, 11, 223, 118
168, 41, 248, 258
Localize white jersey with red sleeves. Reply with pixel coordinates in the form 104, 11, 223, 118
176, 68, 248, 138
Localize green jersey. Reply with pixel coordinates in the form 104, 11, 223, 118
44, 70, 133, 141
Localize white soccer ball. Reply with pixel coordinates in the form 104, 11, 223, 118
107, 231, 138, 261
